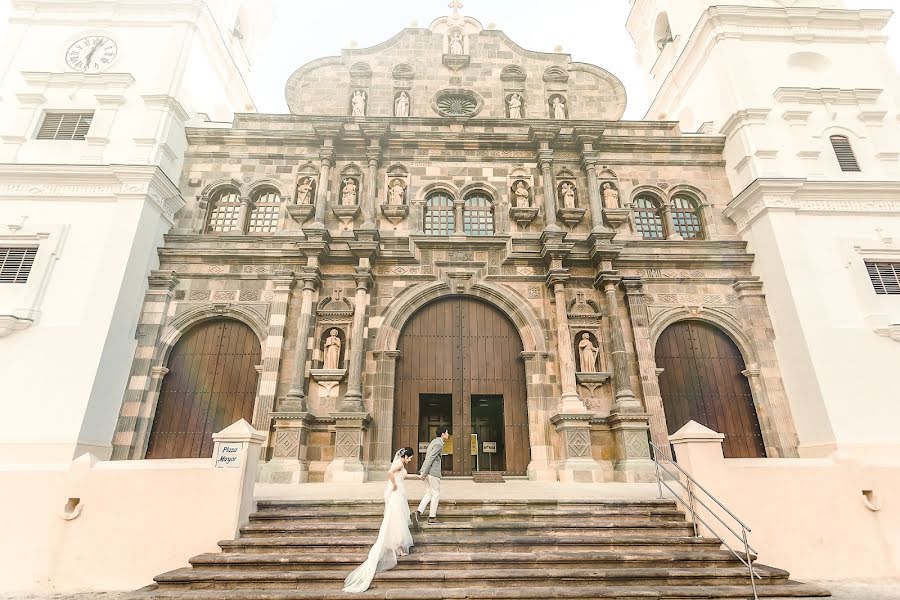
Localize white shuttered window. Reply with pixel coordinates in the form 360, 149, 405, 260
36, 112, 94, 141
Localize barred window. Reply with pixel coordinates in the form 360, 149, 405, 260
830, 135, 861, 172
36, 112, 93, 140
671, 196, 703, 239
634, 196, 665, 239
248, 189, 281, 233
206, 189, 242, 233
0, 246, 38, 283
424, 192, 455, 236
865, 261, 900, 295
463, 193, 494, 236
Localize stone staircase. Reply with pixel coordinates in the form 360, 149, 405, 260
129, 498, 829, 599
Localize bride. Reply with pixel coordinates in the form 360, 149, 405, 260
343, 447, 416, 593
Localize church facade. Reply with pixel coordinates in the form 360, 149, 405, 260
109, 10, 800, 483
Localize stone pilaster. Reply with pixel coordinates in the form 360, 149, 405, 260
595, 273, 641, 413
360, 124, 386, 230
339, 265, 373, 412
520, 350, 557, 481
280, 265, 322, 411
311, 123, 341, 228
258, 412, 314, 483
547, 269, 585, 414
325, 412, 373, 483
531, 125, 561, 232
576, 131, 611, 234
370, 350, 401, 475
251, 270, 294, 430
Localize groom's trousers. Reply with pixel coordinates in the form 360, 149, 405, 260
417, 475, 441, 518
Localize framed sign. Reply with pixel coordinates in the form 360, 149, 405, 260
418, 442, 429, 454
471, 433, 478, 456
483, 441, 497, 454
443, 437, 453, 455
214, 442, 243, 468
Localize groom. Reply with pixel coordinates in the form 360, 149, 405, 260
413, 425, 450, 526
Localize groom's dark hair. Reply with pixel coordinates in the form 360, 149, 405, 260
437, 426, 450, 437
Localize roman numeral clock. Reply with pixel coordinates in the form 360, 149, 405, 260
65, 36, 117, 73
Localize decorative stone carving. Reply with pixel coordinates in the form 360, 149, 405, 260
550, 95, 568, 120
449, 30, 464, 55
560, 181, 577, 209
350, 90, 367, 117
512, 180, 531, 208
381, 167, 410, 227
556, 179, 585, 227
341, 178, 358, 206
309, 368, 347, 398
394, 91, 410, 117
576, 371, 611, 396
295, 176, 316, 205
507, 93, 523, 119
577, 332, 600, 373
434, 89, 482, 117
387, 178, 405, 205
601, 181, 620, 209
323, 328, 342, 369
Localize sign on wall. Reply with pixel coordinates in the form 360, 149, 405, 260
215, 442, 244, 468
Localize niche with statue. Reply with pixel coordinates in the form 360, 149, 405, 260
381, 164, 410, 227
287, 163, 318, 224
556, 170, 586, 227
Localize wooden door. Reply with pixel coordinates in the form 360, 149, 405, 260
146, 319, 261, 459
655, 320, 766, 458
393, 297, 530, 475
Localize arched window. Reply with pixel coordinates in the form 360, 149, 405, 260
248, 188, 281, 233
463, 193, 494, 236
671, 196, 703, 239
633, 196, 665, 239
830, 135, 861, 172
424, 192, 455, 235
206, 188, 242, 233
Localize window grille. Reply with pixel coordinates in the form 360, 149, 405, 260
0, 246, 38, 283
424, 192, 455, 236
248, 190, 281, 233
206, 190, 242, 233
671, 196, 703, 239
633, 196, 665, 239
463, 194, 494, 236
865, 261, 900, 295
830, 135, 861, 172
36, 112, 93, 140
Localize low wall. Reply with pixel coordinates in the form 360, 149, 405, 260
0, 420, 262, 593
670, 422, 900, 580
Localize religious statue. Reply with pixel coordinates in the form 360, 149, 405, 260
552, 96, 567, 120
296, 177, 314, 205
602, 182, 619, 208
508, 94, 522, 119
351, 90, 367, 117
513, 181, 530, 208
341, 178, 358, 205
449, 31, 464, 55
578, 333, 599, 373
388, 179, 405, 205
394, 91, 410, 117
323, 329, 342, 370
560, 182, 576, 208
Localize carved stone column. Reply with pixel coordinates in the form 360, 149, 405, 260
281, 265, 322, 411
370, 349, 401, 475
577, 132, 610, 234
339, 265, 373, 412
521, 350, 557, 481
453, 198, 465, 235
360, 124, 386, 230
531, 125, 561, 232
595, 273, 640, 413
310, 124, 341, 228
548, 270, 585, 414
252, 270, 295, 430
235, 196, 251, 234
661, 204, 682, 240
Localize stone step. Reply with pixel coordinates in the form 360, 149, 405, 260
250, 506, 687, 520
153, 565, 793, 590
255, 499, 679, 511
188, 550, 748, 571
248, 513, 690, 526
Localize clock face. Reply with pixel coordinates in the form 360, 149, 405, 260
65, 36, 117, 73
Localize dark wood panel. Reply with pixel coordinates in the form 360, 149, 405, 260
146, 319, 261, 459
655, 320, 766, 458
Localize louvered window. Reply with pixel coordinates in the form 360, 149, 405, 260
865, 261, 900, 295
633, 196, 665, 240
36, 112, 93, 141
463, 193, 494, 236
424, 192, 455, 236
248, 190, 281, 233
830, 135, 861, 172
0, 246, 38, 283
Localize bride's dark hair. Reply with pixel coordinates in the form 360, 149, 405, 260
398, 447, 414, 458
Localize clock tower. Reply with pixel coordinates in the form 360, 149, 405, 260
0, 0, 272, 463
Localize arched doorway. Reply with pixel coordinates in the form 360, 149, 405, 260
146, 318, 261, 459
655, 320, 766, 458
393, 296, 530, 475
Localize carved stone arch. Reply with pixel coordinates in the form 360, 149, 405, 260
156, 303, 268, 367
598, 168, 618, 180
340, 163, 363, 177
667, 184, 707, 206
556, 167, 577, 180
501, 64, 527, 82
543, 66, 569, 83
460, 181, 502, 206
387, 163, 409, 177
349, 61, 372, 79
199, 178, 243, 200
414, 181, 460, 204
629, 184, 667, 207
392, 63, 415, 80
649, 309, 756, 369
509, 166, 531, 179
297, 162, 318, 177
245, 178, 290, 199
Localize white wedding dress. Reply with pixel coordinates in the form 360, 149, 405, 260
342, 456, 414, 593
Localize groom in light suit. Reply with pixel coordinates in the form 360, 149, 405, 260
413, 425, 450, 525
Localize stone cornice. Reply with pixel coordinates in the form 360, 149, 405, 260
773, 88, 882, 106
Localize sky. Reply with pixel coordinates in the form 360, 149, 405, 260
248, 0, 900, 120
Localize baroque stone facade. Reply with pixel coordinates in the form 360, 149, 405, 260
111, 12, 800, 482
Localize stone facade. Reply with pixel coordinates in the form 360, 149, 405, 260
111, 13, 800, 481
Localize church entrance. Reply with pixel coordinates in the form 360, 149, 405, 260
393, 297, 530, 475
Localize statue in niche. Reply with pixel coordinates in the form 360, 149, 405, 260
602, 182, 619, 208
513, 180, 530, 207
324, 329, 342, 370
560, 182, 576, 208
296, 177, 314, 205
388, 179, 405, 205
394, 91, 410, 117
351, 90, 367, 117
508, 94, 522, 119
449, 31, 464, 55
578, 333, 599, 373
552, 96, 567, 120
341, 178, 358, 205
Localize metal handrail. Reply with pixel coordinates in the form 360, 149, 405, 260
649, 441, 760, 600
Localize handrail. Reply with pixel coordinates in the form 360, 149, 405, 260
649, 441, 760, 600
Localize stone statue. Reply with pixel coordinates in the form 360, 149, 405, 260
513, 181, 530, 208
395, 91, 410, 117
388, 179, 405, 205
578, 333, 599, 373
552, 96, 567, 120
296, 177, 314, 205
449, 31, 464, 55
560, 182, 576, 208
508, 94, 522, 119
351, 90, 367, 117
602, 182, 619, 208
324, 329, 341, 370
341, 178, 358, 205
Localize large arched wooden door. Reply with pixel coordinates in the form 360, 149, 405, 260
655, 320, 766, 458
393, 297, 530, 475
146, 319, 261, 459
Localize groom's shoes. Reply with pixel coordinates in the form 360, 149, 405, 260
427, 517, 441, 524
411, 511, 421, 529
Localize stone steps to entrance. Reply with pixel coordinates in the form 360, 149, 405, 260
250, 506, 687, 519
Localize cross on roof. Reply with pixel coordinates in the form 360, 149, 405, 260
449, 0, 463, 16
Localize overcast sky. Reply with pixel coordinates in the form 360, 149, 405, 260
249, 0, 900, 119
